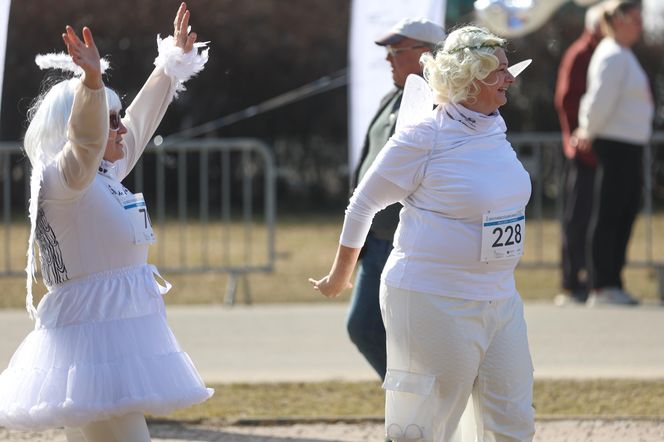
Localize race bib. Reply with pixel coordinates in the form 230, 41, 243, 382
480, 208, 525, 262
119, 193, 155, 245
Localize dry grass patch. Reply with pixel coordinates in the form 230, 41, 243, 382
0, 214, 662, 307
163, 380, 664, 423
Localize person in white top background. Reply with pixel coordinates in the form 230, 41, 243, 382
573, 0, 654, 306
310, 25, 534, 442
0, 3, 212, 441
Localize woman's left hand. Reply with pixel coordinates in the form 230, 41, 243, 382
173, 2, 197, 53
571, 127, 593, 153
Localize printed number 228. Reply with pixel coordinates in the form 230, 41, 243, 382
492, 224, 522, 247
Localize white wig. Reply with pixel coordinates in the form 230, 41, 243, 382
24, 77, 121, 166
421, 26, 506, 104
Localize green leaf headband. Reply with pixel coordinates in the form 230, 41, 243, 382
445, 42, 505, 55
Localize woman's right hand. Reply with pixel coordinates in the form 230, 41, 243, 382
308, 245, 360, 299
62, 26, 102, 90
308, 274, 353, 299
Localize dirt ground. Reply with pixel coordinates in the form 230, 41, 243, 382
1, 419, 664, 441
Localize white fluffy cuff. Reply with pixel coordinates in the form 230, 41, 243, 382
154, 35, 209, 97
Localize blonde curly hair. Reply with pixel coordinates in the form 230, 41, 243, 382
421, 25, 506, 104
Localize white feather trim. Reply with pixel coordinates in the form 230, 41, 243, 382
35, 52, 110, 76
154, 35, 209, 98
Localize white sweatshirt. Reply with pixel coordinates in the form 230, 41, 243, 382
341, 103, 532, 301
579, 37, 653, 144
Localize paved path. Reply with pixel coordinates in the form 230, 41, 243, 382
1, 302, 664, 441
1, 301, 663, 382
2, 419, 664, 441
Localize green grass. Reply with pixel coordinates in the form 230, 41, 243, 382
1, 213, 663, 308
161, 380, 664, 423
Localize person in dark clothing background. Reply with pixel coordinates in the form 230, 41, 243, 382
554, 2, 606, 305
346, 17, 445, 378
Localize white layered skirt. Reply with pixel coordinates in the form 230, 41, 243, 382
0, 264, 213, 430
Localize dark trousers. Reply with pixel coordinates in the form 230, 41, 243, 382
346, 232, 391, 380
561, 158, 595, 299
587, 139, 643, 290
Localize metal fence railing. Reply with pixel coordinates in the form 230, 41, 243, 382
1, 133, 663, 299
0, 138, 276, 305
508, 131, 664, 299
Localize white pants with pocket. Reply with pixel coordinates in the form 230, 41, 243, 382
380, 284, 535, 442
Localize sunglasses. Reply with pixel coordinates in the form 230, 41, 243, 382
385, 45, 429, 56
109, 112, 123, 131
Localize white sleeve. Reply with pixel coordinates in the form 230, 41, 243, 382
46, 82, 108, 199
115, 68, 176, 180
339, 117, 435, 248
339, 167, 412, 248
372, 118, 435, 191
114, 36, 209, 181
579, 50, 627, 138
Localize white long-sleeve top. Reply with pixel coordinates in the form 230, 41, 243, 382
36, 66, 181, 286
340, 103, 532, 301
578, 37, 653, 144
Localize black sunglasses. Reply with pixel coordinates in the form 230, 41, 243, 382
109, 112, 123, 131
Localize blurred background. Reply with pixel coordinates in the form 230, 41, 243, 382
1, 0, 662, 209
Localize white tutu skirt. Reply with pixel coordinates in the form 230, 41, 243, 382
0, 264, 213, 431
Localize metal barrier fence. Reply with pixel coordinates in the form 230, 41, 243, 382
1, 133, 663, 298
0, 138, 276, 305
509, 131, 664, 298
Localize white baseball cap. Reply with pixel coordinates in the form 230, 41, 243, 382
375, 17, 446, 46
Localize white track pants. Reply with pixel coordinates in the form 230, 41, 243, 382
380, 284, 535, 442
65, 413, 151, 442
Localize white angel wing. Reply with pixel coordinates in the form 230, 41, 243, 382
396, 74, 434, 132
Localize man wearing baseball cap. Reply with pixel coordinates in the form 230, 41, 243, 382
347, 17, 445, 381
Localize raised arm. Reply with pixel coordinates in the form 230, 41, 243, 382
116, 2, 208, 180
57, 26, 109, 191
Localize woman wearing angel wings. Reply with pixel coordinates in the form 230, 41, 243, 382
0, 3, 212, 441
311, 25, 535, 441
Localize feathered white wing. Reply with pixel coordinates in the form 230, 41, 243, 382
396, 74, 433, 132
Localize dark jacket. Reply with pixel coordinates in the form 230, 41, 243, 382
352, 88, 403, 241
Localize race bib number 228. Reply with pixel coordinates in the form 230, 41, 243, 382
480, 208, 525, 262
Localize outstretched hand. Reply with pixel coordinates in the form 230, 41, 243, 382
62, 26, 102, 90
173, 2, 197, 53
308, 275, 353, 299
